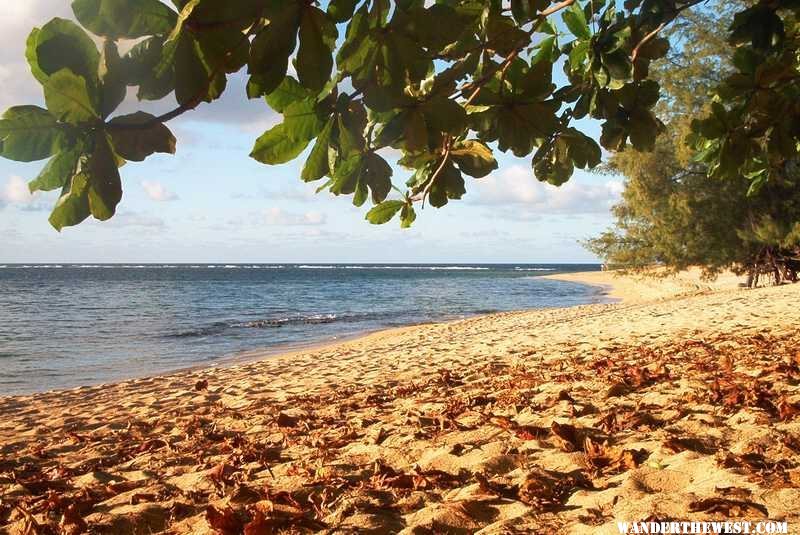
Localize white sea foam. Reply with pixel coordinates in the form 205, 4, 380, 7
298, 265, 491, 271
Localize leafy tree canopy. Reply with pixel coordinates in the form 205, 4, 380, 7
0, 0, 798, 231
585, 0, 800, 284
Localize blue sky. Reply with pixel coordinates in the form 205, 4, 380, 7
0, 1, 621, 263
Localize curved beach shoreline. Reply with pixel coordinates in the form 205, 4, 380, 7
2, 271, 799, 534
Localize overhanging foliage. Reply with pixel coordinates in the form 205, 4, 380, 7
0, 0, 798, 231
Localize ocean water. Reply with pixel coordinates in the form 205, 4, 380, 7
0, 264, 606, 395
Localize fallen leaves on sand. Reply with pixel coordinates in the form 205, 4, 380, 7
206, 504, 243, 533
583, 437, 647, 474
688, 497, 768, 518
2, 329, 799, 533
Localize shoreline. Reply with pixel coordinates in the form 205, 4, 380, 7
3, 271, 798, 533
545, 267, 746, 303
1, 272, 613, 399
0, 269, 739, 400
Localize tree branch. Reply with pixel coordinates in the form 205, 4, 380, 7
107, 15, 263, 131
631, 0, 707, 63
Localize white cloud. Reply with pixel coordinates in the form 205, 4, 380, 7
263, 207, 326, 226
0, 5, 277, 132
142, 180, 179, 202
0, 175, 50, 211
0, 1, 73, 110
471, 165, 622, 216
105, 211, 166, 229
1, 176, 33, 204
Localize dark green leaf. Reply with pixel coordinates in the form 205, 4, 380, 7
0, 106, 61, 162
423, 97, 467, 135
99, 40, 127, 119
72, 0, 177, 39
407, 4, 468, 50
124, 36, 175, 100
328, 0, 358, 22
362, 152, 393, 204
450, 140, 497, 178
108, 112, 177, 161
29, 18, 100, 84
428, 163, 465, 207
400, 203, 416, 228
249, 4, 301, 93
173, 33, 225, 106
297, 7, 337, 92
86, 133, 122, 220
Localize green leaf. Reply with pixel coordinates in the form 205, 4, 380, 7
628, 108, 660, 151
50, 173, 91, 231
568, 40, 589, 70
302, 117, 334, 182
250, 123, 310, 164
124, 36, 175, 100
86, 133, 122, 220
562, 129, 602, 168
635, 36, 669, 60
563, 2, 591, 40
423, 97, 467, 135
428, 163, 465, 208
249, 4, 301, 94
400, 203, 416, 228
486, 15, 529, 56
450, 140, 498, 178
330, 153, 361, 196
336, 7, 375, 75
366, 200, 404, 224
283, 100, 325, 142
533, 36, 558, 66
532, 138, 574, 186
407, 4, 468, 50
72, 0, 177, 39
362, 152, 393, 204
29, 18, 100, 84
29, 146, 82, 192
107, 112, 177, 161
337, 115, 363, 156
173, 33, 225, 106
44, 69, 99, 123
99, 40, 127, 119
25, 29, 48, 85
403, 110, 429, 152
328, 0, 358, 23
600, 119, 627, 151
265, 77, 314, 113
297, 7, 337, 92
0, 106, 61, 162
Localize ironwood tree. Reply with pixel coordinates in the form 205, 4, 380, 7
0, 0, 798, 236
585, 0, 800, 285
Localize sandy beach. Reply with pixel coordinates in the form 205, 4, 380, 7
2, 270, 799, 534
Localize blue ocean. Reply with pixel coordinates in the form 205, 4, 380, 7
0, 264, 606, 395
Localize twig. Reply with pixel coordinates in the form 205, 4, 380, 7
631, 22, 666, 63
630, 0, 706, 63
411, 135, 452, 205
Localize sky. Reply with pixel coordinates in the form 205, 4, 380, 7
0, 1, 622, 264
